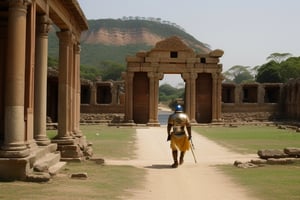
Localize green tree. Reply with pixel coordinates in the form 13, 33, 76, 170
48, 56, 58, 68
266, 52, 292, 63
223, 65, 254, 84
80, 64, 102, 80
256, 55, 300, 83
279, 57, 300, 82
256, 61, 281, 83
159, 84, 185, 108
159, 84, 178, 96
100, 61, 125, 81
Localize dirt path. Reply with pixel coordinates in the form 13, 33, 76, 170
108, 127, 260, 200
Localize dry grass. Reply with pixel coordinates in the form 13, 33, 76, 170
0, 125, 146, 200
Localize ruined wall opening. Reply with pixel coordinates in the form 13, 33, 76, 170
242, 85, 258, 103
81, 85, 91, 104
222, 84, 235, 103
264, 85, 280, 103
96, 84, 112, 104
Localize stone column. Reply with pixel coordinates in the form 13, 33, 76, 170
211, 73, 218, 122
182, 73, 191, 118
68, 36, 75, 137
147, 72, 162, 126
34, 15, 51, 145
73, 43, 82, 135
190, 73, 198, 123
56, 30, 73, 140
258, 84, 264, 104
124, 72, 134, 123
215, 73, 223, 121
0, 0, 31, 158
111, 83, 118, 105
0, 21, 7, 141
90, 83, 96, 105
234, 85, 240, 104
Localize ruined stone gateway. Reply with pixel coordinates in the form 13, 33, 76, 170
123, 36, 224, 125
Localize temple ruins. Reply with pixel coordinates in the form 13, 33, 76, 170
0, 0, 89, 180
1, 1, 299, 181
76, 37, 299, 125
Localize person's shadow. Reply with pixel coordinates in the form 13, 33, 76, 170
144, 164, 171, 169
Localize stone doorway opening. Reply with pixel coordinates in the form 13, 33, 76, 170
159, 74, 185, 125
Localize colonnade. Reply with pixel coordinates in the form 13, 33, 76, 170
0, 0, 88, 180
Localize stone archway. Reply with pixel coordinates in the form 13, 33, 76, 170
124, 36, 224, 126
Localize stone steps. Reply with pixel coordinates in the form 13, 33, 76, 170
26, 144, 66, 182
28, 143, 58, 166
49, 161, 66, 176
33, 151, 61, 172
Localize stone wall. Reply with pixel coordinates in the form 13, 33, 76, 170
47, 71, 299, 125
282, 78, 300, 120
221, 82, 283, 123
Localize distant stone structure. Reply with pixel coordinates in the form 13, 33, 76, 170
282, 78, 300, 120
0, 1, 89, 181
124, 36, 224, 125
222, 82, 283, 122
76, 37, 299, 126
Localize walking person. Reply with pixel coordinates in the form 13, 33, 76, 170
167, 104, 192, 168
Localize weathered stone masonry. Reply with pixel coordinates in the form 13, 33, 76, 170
124, 36, 224, 125
75, 37, 298, 125
0, 0, 88, 180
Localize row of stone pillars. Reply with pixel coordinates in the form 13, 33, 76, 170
0, 1, 85, 161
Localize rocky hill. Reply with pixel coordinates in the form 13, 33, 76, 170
49, 18, 211, 67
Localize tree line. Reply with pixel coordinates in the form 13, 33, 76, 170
223, 53, 300, 84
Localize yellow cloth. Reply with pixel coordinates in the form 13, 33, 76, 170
170, 133, 190, 152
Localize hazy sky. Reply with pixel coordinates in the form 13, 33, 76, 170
78, 0, 300, 86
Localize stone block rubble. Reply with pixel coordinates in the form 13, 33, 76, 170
234, 147, 300, 168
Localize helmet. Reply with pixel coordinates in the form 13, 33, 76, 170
175, 104, 183, 112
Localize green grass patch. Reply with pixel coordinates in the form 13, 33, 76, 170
0, 125, 145, 200
0, 162, 144, 200
193, 125, 300, 154
47, 125, 137, 160
80, 125, 137, 160
193, 125, 300, 200
219, 164, 300, 200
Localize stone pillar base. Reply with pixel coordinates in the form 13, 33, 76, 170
147, 120, 160, 127
0, 158, 30, 180
0, 148, 30, 158
190, 121, 199, 126
120, 120, 136, 126
52, 135, 92, 161
190, 119, 198, 124
35, 136, 51, 146
0, 143, 62, 181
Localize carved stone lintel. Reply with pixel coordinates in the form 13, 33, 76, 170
37, 15, 51, 37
